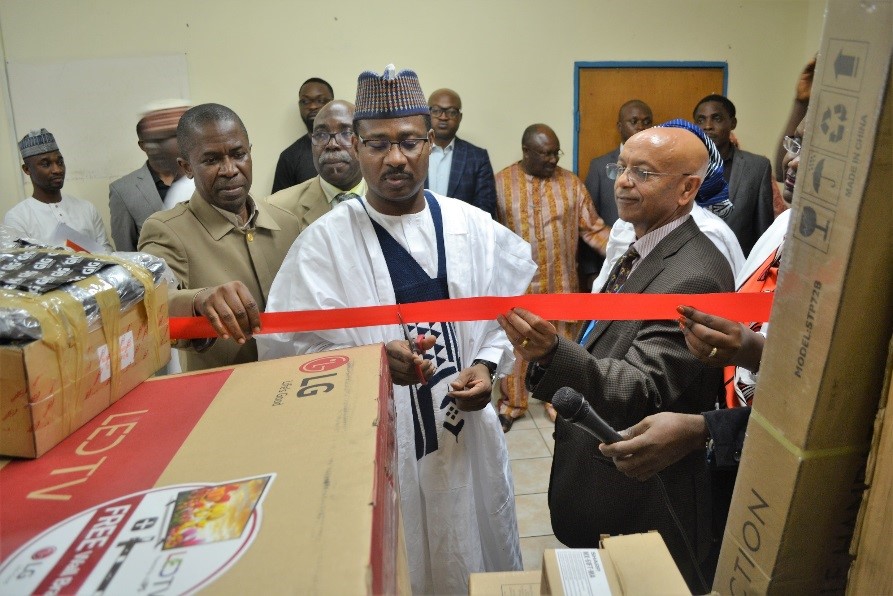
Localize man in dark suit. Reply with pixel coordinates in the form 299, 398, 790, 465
424, 88, 497, 216
694, 94, 774, 256
498, 126, 734, 594
579, 100, 653, 290
109, 102, 189, 251
271, 78, 334, 193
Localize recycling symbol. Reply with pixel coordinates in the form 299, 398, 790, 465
821, 104, 847, 143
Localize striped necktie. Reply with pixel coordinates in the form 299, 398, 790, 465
581, 245, 640, 344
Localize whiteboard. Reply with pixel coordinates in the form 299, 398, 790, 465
7, 54, 189, 182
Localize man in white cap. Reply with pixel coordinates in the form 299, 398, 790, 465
4, 129, 113, 251
109, 100, 192, 251
259, 65, 534, 594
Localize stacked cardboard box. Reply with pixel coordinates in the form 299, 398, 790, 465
713, 1, 892, 593
0, 345, 407, 594
846, 338, 893, 594
539, 533, 689, 595
0, 250, 170, 457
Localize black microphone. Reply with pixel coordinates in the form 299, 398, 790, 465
552, 387, 624, 444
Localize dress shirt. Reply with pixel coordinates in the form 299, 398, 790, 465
427, 139, 455, 196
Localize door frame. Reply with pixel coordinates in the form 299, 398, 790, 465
572, 61, 729, 175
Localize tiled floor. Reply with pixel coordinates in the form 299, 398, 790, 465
497, 398, 564, 571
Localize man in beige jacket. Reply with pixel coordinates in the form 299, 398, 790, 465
139, 103, 301, 371
268, 99, 365, 231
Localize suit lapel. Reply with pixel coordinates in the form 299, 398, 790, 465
583, 218, 700, 349
727, 148, 745, 202
299, 179, 331, 228
136, 164, 165, 211
447, 139, 468, 197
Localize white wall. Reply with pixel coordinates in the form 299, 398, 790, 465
0, 0, 825, 233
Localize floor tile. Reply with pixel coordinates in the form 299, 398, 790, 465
539, 426, 555, 455
519, 534, 565, 571
515, 493, 552, 538
505, 414, 536, 431
529, 401, 554, 429
504, 429, 551, 460
510, 456, 552, 495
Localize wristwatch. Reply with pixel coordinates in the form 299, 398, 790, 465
472, 359, 498, 387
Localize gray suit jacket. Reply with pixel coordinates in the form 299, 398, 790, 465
530, 217, 734, 592
109, 163, 164, 252
724, 148, 774, 257
267, 176, 331, 234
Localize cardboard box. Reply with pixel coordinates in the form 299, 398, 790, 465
541, 533, 690, 595
1, 252, 171, 458
0, 345, 407, 594
714, 2, 893, 593
469, 570, 541, 595
846, 338, 893, 595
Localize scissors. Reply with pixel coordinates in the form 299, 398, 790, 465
396, 310, 427, 385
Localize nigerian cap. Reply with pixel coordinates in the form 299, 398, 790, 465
659, 118, 733, 216
354, 64, 429, 120
19, 128, 59, 159
138, 99, 192, 135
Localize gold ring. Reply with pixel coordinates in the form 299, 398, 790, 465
521, 338, 530, 349
708, 347, 718, 358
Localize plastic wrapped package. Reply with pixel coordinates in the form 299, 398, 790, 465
0, 248, 171, 458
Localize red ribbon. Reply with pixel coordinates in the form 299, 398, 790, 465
168, 292, 774, 340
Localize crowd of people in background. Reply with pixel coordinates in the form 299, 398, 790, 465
1, 55, 816, 594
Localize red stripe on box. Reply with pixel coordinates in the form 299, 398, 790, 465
0, 370, 231, 560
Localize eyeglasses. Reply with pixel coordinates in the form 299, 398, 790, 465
606, 163, 689, 184
783, 136, 802, 156
524, 147, 564, 160
623, 117, 652, 127
358, 137, 430, 157
430, 106, 461, 119
310, 130, 354, 147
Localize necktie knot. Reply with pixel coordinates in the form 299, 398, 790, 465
600, 245, 640, 293
334, 192, 359, 205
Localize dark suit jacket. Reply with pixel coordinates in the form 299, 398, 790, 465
725, 148, 774, 257
579, 148, 621, 282
109, 163, 164, 251
529, 217, 734, 592
584, 147, 621, 227
272, 134, 317, 193
425, 137, 497, 216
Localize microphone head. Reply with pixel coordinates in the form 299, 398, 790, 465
552, 387, 585, 421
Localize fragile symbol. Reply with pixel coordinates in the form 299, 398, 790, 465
799, 207, 830, 241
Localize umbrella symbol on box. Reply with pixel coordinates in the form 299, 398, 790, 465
812, 159, 837, 192
799, 206, 830, 241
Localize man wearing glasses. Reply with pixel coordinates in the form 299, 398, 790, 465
424, 88, 498, 216
259, 65, 535, 594
272, 77, 334, 193
268, 100, 365, 233
497, 126, 734, 593
494, 124, 610, 431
